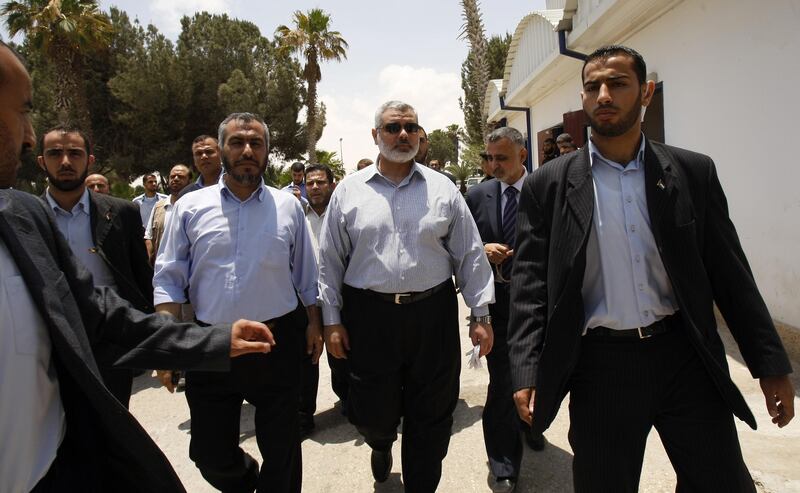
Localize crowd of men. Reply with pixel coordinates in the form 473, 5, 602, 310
1, 39, 795, 493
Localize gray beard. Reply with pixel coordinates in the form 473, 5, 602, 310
378, 139, 419, 163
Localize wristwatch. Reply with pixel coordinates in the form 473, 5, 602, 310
470, 315, 492, 324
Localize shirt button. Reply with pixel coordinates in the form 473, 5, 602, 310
630, 224, 636, 232
626, 196, 632, 203
643, 310, 650, 317
638, 283, 644, 291
635, 255, 641, 262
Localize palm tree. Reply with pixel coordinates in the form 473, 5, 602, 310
276, 9, 348, 161
2, 0, 112, 129
313, 149, 345, 180
460, 0, 490, 144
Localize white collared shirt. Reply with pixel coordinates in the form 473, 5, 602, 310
0, 239, 65, 492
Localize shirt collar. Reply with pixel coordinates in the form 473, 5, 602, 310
219, 177, 266, 203
46, 187, 91, 215
588, 133, 646, 172
499, 168, 528, 195
366, 159, 426, 188
305, 203, 326, 219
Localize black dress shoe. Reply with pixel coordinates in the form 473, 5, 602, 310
524, 428, 546, 451
370, 449, 392, 483
492, 477, 516, 493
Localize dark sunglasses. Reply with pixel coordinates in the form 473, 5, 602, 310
379, 122, 421, 134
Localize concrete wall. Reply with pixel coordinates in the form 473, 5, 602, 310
513, 0, 800, 328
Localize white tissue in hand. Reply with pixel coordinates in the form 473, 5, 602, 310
467, 344, 482, 369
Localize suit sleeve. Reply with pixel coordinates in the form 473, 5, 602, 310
45, 203, 230, 372
507, 175, 550, 391
702, 160, 792, 378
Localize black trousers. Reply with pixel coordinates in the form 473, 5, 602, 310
342, 281, 460, 493
299, 353, 319, 420
568, 326, 755, 493
187, 310, 305, 493
327, 349, 350, 403
483, 314, 523, 480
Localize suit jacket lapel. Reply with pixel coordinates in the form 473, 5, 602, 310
90, 193, 112, 248
565, 147, 594, 256
487, 180, 501, 241
644, 139, 678, 245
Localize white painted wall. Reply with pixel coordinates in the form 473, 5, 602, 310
507, 0, 800, 326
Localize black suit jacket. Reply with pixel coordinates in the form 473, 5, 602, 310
465, 178, 510, 321
508, 140, 792, 435
0, 190, 232, 492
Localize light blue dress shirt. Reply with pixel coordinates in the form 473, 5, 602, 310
318, 163, 494, 325
153, 179, 318, 324
133, 192, 168, 227
581, 136, 678, 331
45, 189, 117, 288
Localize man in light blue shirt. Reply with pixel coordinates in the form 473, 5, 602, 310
319, 100, 494, 491
153, 112, 322, 493
132, 172, 167, 227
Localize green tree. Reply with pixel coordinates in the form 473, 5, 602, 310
446, 142, 482, 194
276, 9, 348, 160
2, 0, 113, 129
427, 126, 459, 166
459, 0, 489, 147
313, 149, 345, 180
487, 33, 511, 80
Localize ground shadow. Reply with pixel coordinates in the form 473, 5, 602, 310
131, 372, 162, 396
306, 405, 364, 446
514, 437, 574, 492
451, 398, 484, 434
373, 472, 404, 492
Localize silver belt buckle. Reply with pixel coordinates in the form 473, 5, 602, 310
637, 327, 652, 339
394, 293, 411, 304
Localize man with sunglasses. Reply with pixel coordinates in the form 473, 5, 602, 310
466, 126, 541, 493
319, 100, 495, 492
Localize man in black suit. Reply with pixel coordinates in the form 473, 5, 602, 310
508, 45, 794, 492
0, 41, 275, 492
466, 126, 543, 493
37, 124, 154, 408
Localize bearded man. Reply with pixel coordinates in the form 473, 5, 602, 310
38, 125, 154, 408
152, 112, 322, 493
318, 100, 495, 492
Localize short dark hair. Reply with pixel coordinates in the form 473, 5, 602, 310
39, 124, 92, 156
290, 161, 305, 173
582, 45, 647, 85
143, 172, 158, 180
304, 163, 333, 184
544, 137, 555, 144
192, 134, 218, 146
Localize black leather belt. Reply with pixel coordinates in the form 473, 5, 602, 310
362, 280, 449, 305
586, 313, 679, 339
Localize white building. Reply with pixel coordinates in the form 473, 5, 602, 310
485, 0, 800, 350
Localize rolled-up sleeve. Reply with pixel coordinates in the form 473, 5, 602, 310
318, 189, 351, 325
290, 201, 319, 307
152, 203, 191, 305
447, 191, 495, 316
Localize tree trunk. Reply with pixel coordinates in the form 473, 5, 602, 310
50, 41, 92, 137
306, 77, 318, 160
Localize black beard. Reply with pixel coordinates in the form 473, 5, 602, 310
222, 155, 265, 186
588, 94, 642, 138
46, 167, 88, 192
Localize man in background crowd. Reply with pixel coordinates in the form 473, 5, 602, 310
133, 172, 167, 227
179, 135, 222, 199
356, 158, 373, 170
541, 137, 558, 164
415, 127, 430, 164
85, 173, 110, 194
283, 161, 308, 200
145, 163, 191, 265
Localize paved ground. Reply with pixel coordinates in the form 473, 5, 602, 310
130, 299, 800, 492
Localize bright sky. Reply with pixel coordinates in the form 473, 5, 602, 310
7, 0, 547, 171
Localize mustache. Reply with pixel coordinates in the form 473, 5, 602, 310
594, 104, 620, 114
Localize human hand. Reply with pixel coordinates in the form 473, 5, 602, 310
484, 243, 513, 265
306, 322, 324, 364
513, 387, 535, 426
759, 374, 795, 427
469, 321, 494, 357
230, 319, 276, 357
324, 324, 350, 359
154, 370, 175, 393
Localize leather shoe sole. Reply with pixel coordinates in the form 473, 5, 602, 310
370, 449, 392, 483
492, 477, 516, 493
